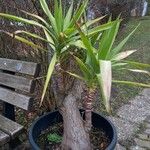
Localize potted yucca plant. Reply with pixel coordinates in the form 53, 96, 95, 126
0, 0, 150, 149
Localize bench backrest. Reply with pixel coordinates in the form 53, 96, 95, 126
0, 58, 40, 111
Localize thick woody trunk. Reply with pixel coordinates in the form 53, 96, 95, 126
60, 93, 92, 150
52, 62, 91, 150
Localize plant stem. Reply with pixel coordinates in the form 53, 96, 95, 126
84, 87, 96, 132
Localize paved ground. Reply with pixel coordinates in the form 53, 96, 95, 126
110, 88, 150, 149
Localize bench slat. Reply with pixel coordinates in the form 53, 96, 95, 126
0, 115, 24, 139
0, 87, 33, 110
0, 58, 40, 146
0, 58, 40, 77
0, 130, 10, 146
0, 72, 35, 93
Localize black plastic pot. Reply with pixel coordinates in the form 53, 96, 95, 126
29, 110, 117, 150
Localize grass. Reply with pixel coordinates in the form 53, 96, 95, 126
110, 15, 150, 113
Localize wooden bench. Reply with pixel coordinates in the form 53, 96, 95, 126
0, 58, 40, 148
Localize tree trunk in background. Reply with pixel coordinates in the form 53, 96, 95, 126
130, 0, 148, 17
60, 93, 91, 150
87, 0, 148, 22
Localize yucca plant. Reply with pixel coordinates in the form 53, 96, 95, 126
1, 0, 150, 149
0, 0, 117, 149
0, 0, 113, 104
67, 17, 150, 132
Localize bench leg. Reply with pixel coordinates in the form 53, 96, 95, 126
0, 143, 9, 150
3, 102, 15, 121
2, 70, 15, 121
9, 138, 22, 149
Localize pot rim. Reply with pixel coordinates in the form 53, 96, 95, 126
29, 110, 117, 150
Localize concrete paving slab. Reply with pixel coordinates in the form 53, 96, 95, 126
134, 138, 150, 149
108, 117, 139, 141
130, 145, 146, 150
115, 143, 126, 150
117, 89, 150, 124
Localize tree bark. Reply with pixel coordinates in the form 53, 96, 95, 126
60, 93, 92, 150
52, 65, 91, 150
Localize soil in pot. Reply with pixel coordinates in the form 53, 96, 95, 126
37, 123, 110, 150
